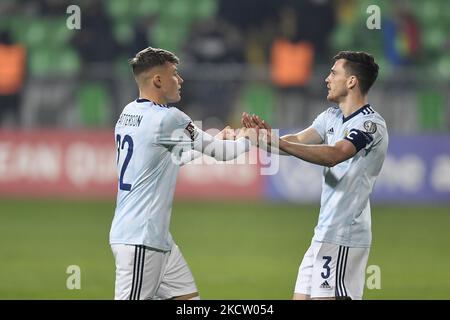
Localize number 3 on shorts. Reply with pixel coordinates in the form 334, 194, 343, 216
321, 256, 332, 279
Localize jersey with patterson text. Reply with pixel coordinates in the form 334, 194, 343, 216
310, 104, 388, 248
109, 99, 193, 251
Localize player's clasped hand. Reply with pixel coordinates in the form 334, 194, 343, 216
216, 125, 236, 140
216, 125, 256, 144
241, 112, 253, 129
241, 112, 276, 148
236, 127, 259, 145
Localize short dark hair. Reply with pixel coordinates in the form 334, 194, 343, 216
129, 47, 179, 77
333, 51, 379, 95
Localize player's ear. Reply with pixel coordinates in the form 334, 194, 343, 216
153, 74, 162, 89
347, 75, 357, 90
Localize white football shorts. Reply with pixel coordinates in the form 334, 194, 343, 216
111, 243, 198, 300
294, 240, 370, 300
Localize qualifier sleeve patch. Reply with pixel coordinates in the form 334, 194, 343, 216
364, 120, 377, 134
185, 122, 197, 141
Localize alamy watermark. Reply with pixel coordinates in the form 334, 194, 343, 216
366, 5, 381, 30
66, 5, 81, 30
66, 265, 81, 290
366, 264, 381, 290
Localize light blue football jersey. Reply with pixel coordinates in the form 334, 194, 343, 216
109, 99, 194, 251
310, 104, 388, 248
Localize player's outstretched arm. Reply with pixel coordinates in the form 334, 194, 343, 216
281, 127, 323, 145
279, 138, 357, 167
179, 125, 242, 166
245, 113, 353, 166
246, 113, 323, 145
179, 124, 251, 165
196, 127, 251, 161
278, 125, 375, 167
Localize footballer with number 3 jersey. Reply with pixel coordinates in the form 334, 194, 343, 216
242, 51, 387, 300
110, 47, 251, 300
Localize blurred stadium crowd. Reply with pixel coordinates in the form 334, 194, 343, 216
0, 0, 449, 132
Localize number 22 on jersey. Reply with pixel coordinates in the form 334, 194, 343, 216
116, 134, 134, 191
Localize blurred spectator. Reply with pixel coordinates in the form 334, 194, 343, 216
267, 0, 336, 128
186, 18, 244, 64
384, 2, 420, 66
128, 16, 157, 59
270, 5, 315, 128
294, 0, 335, 63
182, 17, 244, 125
71, 0, 119, 65
244, 18, 277, 66
270, 5, 315, 88
0, 30, 27, 127
71, 0, 120, 125
36, 0, 71, 16
218, 0, 277, 32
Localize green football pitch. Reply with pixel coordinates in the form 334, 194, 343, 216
0, 199, 449, 300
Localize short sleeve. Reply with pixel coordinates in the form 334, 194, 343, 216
157, 108, 193, 147
311, 110, 328, 141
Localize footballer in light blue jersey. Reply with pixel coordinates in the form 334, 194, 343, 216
111, 99, 249, 252
110, 47, 250, 300
242, 51, 386, 300
311, 104, 388, 248
110, 99, 193, 251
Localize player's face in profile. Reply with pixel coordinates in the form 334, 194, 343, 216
160, 62, 183, 103
325, 59, 349, 103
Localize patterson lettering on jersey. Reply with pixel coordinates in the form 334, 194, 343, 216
117, 114, 143, 127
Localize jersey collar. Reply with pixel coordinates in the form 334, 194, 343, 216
342, 104, 371, 123
136, 98, 169, 108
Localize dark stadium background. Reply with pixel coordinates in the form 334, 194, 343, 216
0, 0, 449, 299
